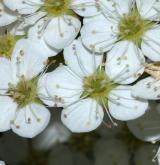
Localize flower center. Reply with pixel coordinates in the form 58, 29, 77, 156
119, 10, 153, 43
0, 35, 16, 58
7, 77, 41, 108
83, 68, 117, 105
43, 0, 71, 16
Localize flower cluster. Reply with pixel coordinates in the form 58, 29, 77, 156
0, 0, 160, 151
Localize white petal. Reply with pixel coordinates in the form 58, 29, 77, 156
98, 0, 132, 17
81, 19, 117, 53
83, 14, 106, 24
11, 103, 50, 138
44, 65, 83, 107
136, 0, 158, 20
127, 103, 160, 142
0, 3, 17, 27
11, 39, 47, 80
38, 73, 56, 107
3, 0, 42, 14
0, 58, 13, 92
108, 85, 148, 121
0, 96, 17, 132
142, 26, 160, 61
132, 77, 160, 100
44, 16, 81, 49
61, 98, 104, 132
106, 41, 145, 84
23, 11, 45, 25
72, 0, 100, 17
7, 22, 27, 36
64, 39, 103, 77
28, 18, 60, 57
0, 161, 5, 165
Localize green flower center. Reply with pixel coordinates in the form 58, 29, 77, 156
83, 68, 117, 105
119, 9, 154, 43
0, 35, 16, 58
43, 0, 72, 16
7, 77, 41, 108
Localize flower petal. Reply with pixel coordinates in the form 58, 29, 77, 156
64, 39, 103, 77
81, 19, 117, 53
0, 3, 17, 27
72, 0, 100, 17
7, 22, 27, 36
11, 103, 50, 138
44, 16, 81, 50
3, 0, 42, 14
127, 103, 160, 142
44, 65, 83, 107
61, 98, 104, 132
38, 73, 56, 107
0, 58, 13, 92
28, 18, 60, 57
0, 96, 17, 132
108, 85, 148, 121
83, 14, 106, 24
106, 41, 145, 84
11, 39, 47, 80
136, 0, 158, 20
142, 26, 160, 61
98, 0, 132, 18
132, 77, 160, 100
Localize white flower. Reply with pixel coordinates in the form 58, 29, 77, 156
134, 144, 159, 165
0, 38, 51, 138
41, 38, 148, 133
3, 0, 82, 54
127, 102, 160, 142
81, 0, 160, 61
94, 139, 130, 165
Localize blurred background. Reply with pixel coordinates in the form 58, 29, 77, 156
0, 103, 159, 165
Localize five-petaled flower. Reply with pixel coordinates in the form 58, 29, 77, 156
81, 0, 160, 62
41, 39, 148, 133
0, 38, 51, 138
